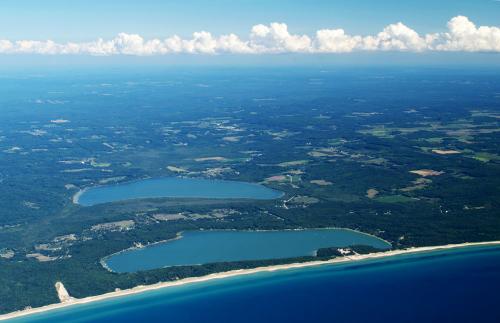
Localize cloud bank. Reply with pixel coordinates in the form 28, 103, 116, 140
0, 16, 498, 55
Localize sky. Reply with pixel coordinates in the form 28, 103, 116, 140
0, 0, 499, 65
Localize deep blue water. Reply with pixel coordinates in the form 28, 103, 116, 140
105, 229, 391, 272
9, 246, 500, 323
76, 177, 282, 206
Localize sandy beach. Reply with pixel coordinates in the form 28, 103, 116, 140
1, 240, 499, 321
71, 188, 86, 205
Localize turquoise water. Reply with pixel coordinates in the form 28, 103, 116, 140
105, 229, 391, 272
7, 246, 500, 323
76, 177, 283, 206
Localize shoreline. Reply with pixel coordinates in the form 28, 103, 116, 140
71, 187, 86, 205
2, 240, 500, 321
100, 231, 185, 273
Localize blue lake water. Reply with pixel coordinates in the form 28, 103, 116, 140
75, 177, 283, 206
8, 245, 500, 323
105, 229, 392, 272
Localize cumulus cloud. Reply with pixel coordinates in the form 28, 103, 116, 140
249, 23, 312, 53
0, 16, 498, 55
434, 16, 500, 52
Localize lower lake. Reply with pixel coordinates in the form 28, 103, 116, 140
75, 177, 283, 206
104, 229, 392, 272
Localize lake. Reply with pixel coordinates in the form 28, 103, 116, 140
104, 229, 392, 272
75, 177, 283, 206
7, 246, 500, 323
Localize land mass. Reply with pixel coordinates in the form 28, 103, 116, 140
0, 68, 498, 314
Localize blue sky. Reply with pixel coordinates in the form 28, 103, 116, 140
0, 0, 498, 65
1, 0, 498, 40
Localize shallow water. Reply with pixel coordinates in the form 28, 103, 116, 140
104, 229, 392, 272
76, 177, 283, 206
9, 246, 500, 323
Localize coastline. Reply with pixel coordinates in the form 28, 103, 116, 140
2, 240, 500, 321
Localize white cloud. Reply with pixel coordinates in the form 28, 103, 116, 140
249, 23, 312, 53
315, 29, 361, 53
217, 34, 252, 54
373, 22, 428, 51
0, 16, 498, 55
434, 15, 500, 52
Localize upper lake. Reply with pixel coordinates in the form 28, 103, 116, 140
104, 229, 391, 273
75, 177, 283, 206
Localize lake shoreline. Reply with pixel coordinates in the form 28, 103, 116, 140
100, 231, 185, 273
2, 240, 500, 322
71, 187, 87, 205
